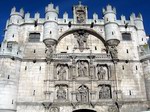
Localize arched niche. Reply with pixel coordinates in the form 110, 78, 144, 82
56, 28, 107, 53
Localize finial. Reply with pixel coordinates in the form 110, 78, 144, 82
79, 1, 82, 5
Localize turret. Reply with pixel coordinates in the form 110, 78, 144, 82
93, 13, 98, 23
134, 13, 147, 45
43, 3, 59, 47
3, 7, 24, 49
0, 7, 24, 56
103, 5, 120, 46
63, 12, 68, 23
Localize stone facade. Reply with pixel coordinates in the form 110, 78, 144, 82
0, 2, 150, 112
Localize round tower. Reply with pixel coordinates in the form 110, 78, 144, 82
2, 7, 24, 53
103, 5, 120, 46
134, 13, 147, 45
0, 7, 23, 112
43, 3, 59, 47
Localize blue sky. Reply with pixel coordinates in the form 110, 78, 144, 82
0, 0, 150, 42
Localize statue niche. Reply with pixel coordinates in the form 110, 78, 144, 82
57, 64, 68, 80
99, 85, 112, 99
76, 85, 89, 103
77, 61, 89, 77
97, 65, 107, 80
56, 85, 67, 100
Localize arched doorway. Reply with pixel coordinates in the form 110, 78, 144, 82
73, 109, 96, 112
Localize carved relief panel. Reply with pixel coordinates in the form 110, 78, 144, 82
55, 85, 68, 101
76, 85, 89, 103
98, 84, 112, 99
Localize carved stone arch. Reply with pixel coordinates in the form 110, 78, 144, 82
73, 109, 96, 112
57, 28, 106, 46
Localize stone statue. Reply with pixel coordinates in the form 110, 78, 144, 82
57, 65, 66, 80
97, 66, 106, 80
77, 85, 88, 103
99, 85, 111, 99
140, 45, 146, 56
109, 46, 118, 59
57, 86, 66, 100
74, 32, 89, 52
78, 61, 87, 77
46, 45, 53, 59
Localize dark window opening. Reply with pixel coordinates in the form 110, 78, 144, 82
28, 33, 40, 42
12, 34, 14, 37
50, 31, 52, 34
67, 46, 69, 50
95, 46, 97, 50
112, 32, 114, 35
126, 49, 129, 53
64, 19, 66, 23
25, 66, 27, 70
7, 42, 13, 49
39, 66, 41, 71
136, 66, 138, 70
122, 33, 132, 41
129, 90, 132, 95
94, 20, 97, 23
33, 90, 35, 96
33, 49, 36, 53
7, 75, 10, 79
122, 65, 124, 70
142, 38, 143, 41
106, 18, 108, 21
12, 100, 14, 104
34, 20, 38, 27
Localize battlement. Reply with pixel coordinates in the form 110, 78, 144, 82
45, 3, 59, 14
102, 4, 116, 15
10, 7, 24, 17
130, 13, 143, 21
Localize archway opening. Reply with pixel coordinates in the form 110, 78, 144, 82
73, 109, 96, 112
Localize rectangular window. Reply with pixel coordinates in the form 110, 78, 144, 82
28, 33, 40, 42
122, 33, 131, 41
7, 42, 13, 50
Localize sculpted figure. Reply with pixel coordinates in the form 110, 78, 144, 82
109, 46, 118, 59
97, 67, 106, 80
57, 86, 66, 100
78, 61, 87, 77
99, 85, 111, 99
46, 45, 53, 59
74, 32, 89, 52
77, 85, 88, 103
57, 65, 66, 80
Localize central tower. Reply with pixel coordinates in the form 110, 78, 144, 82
73, 2, 88, 24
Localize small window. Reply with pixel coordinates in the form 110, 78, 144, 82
122, 33, 131, 41
28, 33, 40, 42
7, 42, 13, 49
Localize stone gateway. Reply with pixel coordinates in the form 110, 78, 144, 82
0, 2, 150, 112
